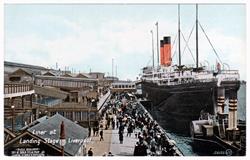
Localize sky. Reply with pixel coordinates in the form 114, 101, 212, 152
4, 4, 246, 80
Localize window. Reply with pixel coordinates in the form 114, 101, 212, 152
89, 112, 96, 120
75, 112, 81, 121
58, 111, 64, 116
65, 112, 73, 119
81, 112, 87, 121
50, 112, 56, 116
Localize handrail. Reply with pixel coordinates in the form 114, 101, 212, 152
4, 83, 33, 94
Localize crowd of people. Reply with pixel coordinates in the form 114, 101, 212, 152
82, 96, 99, 107
88, 92, 180, 156
101, 92, 180, 156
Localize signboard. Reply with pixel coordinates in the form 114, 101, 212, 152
11, 148, 45, 156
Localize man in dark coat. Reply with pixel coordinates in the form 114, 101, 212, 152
88, 127, 91, 137
119, 133, 123, 144
100, 129, 104, 141
88, 148, 93, 156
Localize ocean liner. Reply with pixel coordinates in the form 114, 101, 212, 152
140, 5, 240, 133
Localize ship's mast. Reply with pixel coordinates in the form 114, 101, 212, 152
156, 22, 159, 67
196, 4, 199, 69
112, 58, 114, 81
150, 30, 155, 68
178, 4, 181, 67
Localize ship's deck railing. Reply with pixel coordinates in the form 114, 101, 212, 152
142, 71, 239, 85
142, 69, 239, 77
111, 84, 136, 89
155, 78, 218, 86
218, 70, 240, 80
142, 69, 239, 86
220, 70, 239, 74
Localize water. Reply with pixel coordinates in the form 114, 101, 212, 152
165, 130, 198, 156
237, 83, 246, 121
163, 83, 246, 156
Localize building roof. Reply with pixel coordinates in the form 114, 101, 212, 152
89, 72, 105, 75
21, 116, 49, 131
42, 71, 56, 76
105, 76, 119, 81
4, 131, 65, 156
112, 81, 135, 84
27, 114, 88, 156
62, 73, 77, 77
76, 73, 91, 78
4, 61, 47, 70
35, 75, 98, 82
34, 85, 69, 99
10, 68, 41, 76
4, 128, 16, 143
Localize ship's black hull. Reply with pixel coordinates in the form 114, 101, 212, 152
141, 80, 240, 134
191, 136, 245, 156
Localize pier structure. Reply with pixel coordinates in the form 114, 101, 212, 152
216, 86, 241, 142
86, 114, 140, 156
85, 92, 183, 156
226, 90, 239, 142
4, 83, 36, 132
35, 75, 97, 90
216, 87, 227, 138
4, 61, 114, 132
110, 81, 136, 93
217, 87, 225, 114
42, 91, 111, 127
4, 82, 109, 131
190, 85, 245, 155
4, 61, 184, 156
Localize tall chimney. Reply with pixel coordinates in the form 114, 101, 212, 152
228, 91, 238, 130
163, 36, 172, 66
160, 40, 164, 66
217, 87, 225, 114
60, 121, 65, 140
59, 121, 66, 156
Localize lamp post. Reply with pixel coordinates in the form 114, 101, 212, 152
38, 111, 41, 118
11, 105, 15, 132
35, 94, 38, 103
88, 108, 91, 127
59, 121, 66, 156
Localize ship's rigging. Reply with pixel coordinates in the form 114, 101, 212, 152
149, 4, 224, 70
